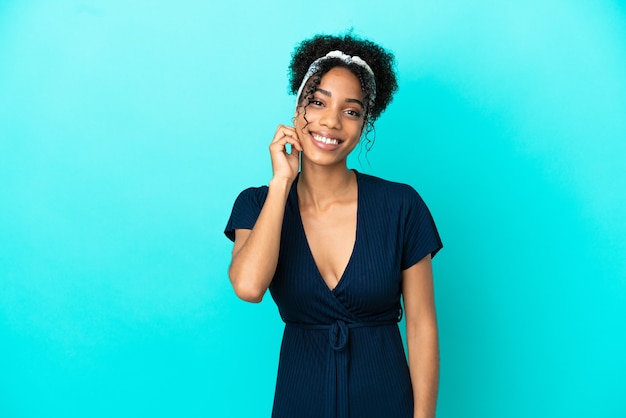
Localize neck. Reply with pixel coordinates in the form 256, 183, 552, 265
297, 163, 356, 210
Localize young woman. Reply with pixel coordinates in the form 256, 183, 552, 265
225, 33, 443, 418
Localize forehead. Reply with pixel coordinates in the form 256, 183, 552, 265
317, 66, 364, 99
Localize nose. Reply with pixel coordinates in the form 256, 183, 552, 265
319, 107, 341, 129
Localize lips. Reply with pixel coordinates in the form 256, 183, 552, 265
312, 133, 342, 146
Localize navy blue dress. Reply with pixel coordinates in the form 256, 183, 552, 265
225, 171, 442, 418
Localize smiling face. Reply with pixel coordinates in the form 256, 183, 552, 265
294, 66, 366, 169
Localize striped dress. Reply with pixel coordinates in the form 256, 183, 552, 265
225, 171, 442, 418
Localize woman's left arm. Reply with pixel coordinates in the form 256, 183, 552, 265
402, 254, 439, 418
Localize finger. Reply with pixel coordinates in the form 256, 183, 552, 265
280, 127, 303, 151
274, 124, 298, 137
281, 126, 297, 135
271, 133, 289, 146
269, 136, 301, 153
272, 131, 298, 146
271, 125, 302, 153
272, 124, 294, 138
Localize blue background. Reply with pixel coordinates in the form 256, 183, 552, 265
1, 1, 625, 417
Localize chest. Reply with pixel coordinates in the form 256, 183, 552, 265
300, 200, 357, 291
269, 177, 407, 322
272, 198, 404, 321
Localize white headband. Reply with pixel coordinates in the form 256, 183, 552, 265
295, 50, 377, 113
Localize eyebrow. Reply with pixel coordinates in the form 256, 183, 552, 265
315, 88, 365, 109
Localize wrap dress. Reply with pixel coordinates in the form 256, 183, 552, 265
225, 171, 442, 418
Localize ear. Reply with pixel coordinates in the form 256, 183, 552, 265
293, 106, 303, 123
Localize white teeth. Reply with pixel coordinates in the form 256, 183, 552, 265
313, 134, 339, 145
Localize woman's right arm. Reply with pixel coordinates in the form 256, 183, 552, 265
228, 125, 302, 303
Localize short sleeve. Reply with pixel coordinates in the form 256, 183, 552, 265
401, 187, 443, 270
224, 186, 269, 242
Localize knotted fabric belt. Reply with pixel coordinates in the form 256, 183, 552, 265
286, 319, 399, 418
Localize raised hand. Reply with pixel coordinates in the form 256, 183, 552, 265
269, 124, 302, 183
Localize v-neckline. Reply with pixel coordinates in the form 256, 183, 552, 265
294, 170, 360, 293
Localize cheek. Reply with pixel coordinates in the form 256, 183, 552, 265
294, 113, 306, 130
293, 113, 310, 140
350, 120, 366, 138
294, 107, 316, 128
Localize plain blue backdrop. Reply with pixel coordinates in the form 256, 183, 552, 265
1, 1, 625, 417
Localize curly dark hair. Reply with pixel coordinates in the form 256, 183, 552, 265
288, 33, 398, 124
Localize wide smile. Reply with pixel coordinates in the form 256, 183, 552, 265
311, 133, 343, 146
